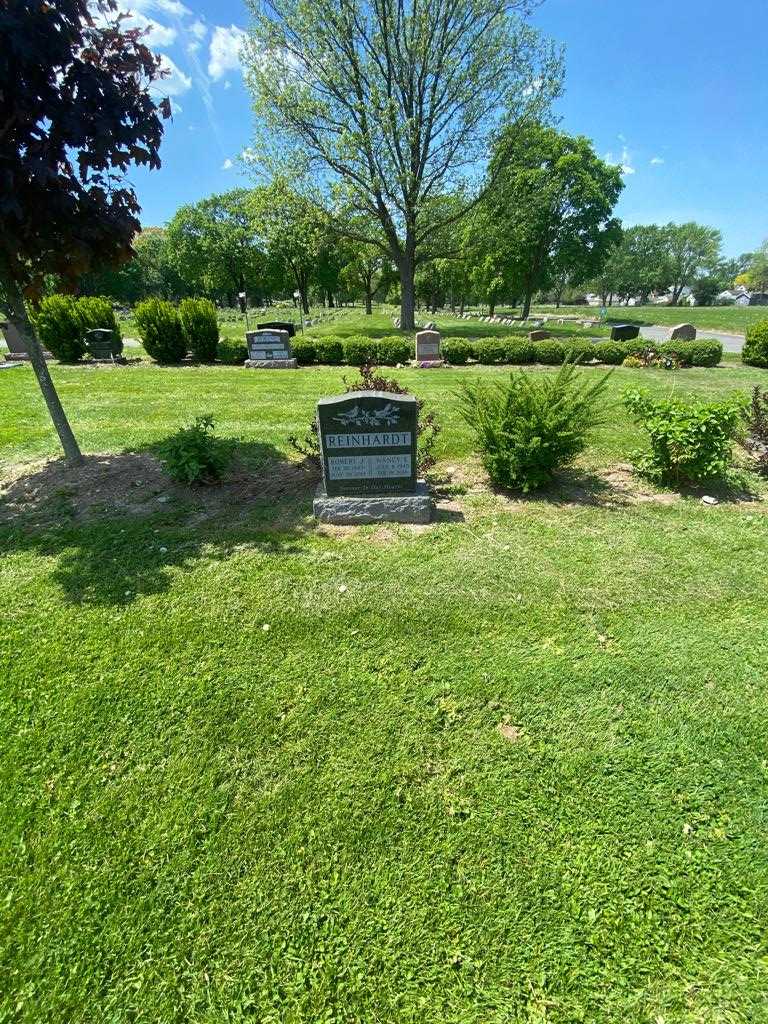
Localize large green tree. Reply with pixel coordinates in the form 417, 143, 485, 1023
663, 222, 721, 305
482, 125, 623, 318
738, 240, 768, 294
244, 0, 562, 329
0, 0, 168, 462
166, 190, 265, 304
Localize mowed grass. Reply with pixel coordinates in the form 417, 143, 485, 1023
2, 361, 768, 1022
527, 304, 765, 334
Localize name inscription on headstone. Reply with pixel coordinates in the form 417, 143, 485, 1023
317, 391, 418, 497
246, 329, 292, 361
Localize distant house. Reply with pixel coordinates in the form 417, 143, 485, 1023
716, 286, 752, 305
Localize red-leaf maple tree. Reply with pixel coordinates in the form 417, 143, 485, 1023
0, 0, 170, 462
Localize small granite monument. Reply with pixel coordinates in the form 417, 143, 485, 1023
610, 323, 640, 341
669, 323, 696, 341
313, 391, 432, 524
529, 329, 550, 342
245, 328, 297, 369
415, 329, 443, 366
84, 328, 123, 361
257, 320, 296, 338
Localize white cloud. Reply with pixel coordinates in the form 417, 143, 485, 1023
221, 158, 234, 170
190, 19, 207, 39
604, 145, 635, 176
208, 24, 247, 80
187, 41, 200, 54
650, 156, 665, 165
124, 11, 177, 47
223, 80, 232, 90
153, 54, 192, 97
129, 0, 191, 15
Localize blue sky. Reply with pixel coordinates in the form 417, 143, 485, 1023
127, 0, 768, 258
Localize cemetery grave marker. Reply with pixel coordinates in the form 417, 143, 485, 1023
415, 329, 443, 366
610, 323, 640, 341
669, 323, 697, 341
244, 328, 298, 369
313, 391, 432, 524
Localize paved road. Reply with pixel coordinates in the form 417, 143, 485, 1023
639, 325, 744, 353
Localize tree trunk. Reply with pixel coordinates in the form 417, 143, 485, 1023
399, 253, 415, 331
364, 286, 372, 315
521, 291, 533, 319
488, 297, 496, 317
6, 282, 83, 465
459, 296, 465, 315
327, 291, 335, 308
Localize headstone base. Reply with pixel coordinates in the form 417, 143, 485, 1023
313, 480, 433, 525
244, 358, 298, 369
413, 359, 445, 369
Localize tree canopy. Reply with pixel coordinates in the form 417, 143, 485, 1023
244, 0, 563, 327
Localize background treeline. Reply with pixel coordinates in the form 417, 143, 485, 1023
74, 125, 766, 315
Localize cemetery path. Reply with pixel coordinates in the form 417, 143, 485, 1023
640, 325, 744, 351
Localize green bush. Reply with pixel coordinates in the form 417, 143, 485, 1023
476, 338, 508, 364
442, 338, 473, 365
76, 296, 121, 339
503, 338, 536, 364
314, 337, 344, 365
457, 362, 611, 492
377, 335, 412, 365
179, 298, 219, 363
593, 340, 629, 365
135, 299, 186, 363
742, 320, 768, 368
533, 339, 566, 365
343, 335, 380, 366
157, 414, 234, 485
292, 338, 317, 365
34, 295, 85, 362
563, 339, 598, 363
623, 389, 742, 484
217, 338, 248, 364
661, 339, 722, 367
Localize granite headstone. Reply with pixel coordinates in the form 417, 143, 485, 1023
669, 323, 696, 341
415, 329, 442, 363
610, 323, 640, 341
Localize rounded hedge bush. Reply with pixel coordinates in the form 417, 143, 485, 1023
377, 335, 412, 364
533, 339, 566, 365
563, 339, 598, 363
343, 335, 379, 366
135, 299, 186, 363
475, 338, 508, 364
179, 298, 219, 363
314, 338, 344, 365
35, 295, 85, 362
593, 340, 629, 365
662, 339, 722, 368
292, 338, 317, 365
442, 338, 472, 365
217, 338, 248, 364
743, 320, 768, 368
504, 338, 536, 364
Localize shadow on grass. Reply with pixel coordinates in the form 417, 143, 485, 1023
0, 441, 322, 607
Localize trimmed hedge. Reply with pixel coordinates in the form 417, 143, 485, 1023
442, 338, 473, 365
476, 339, 509, 365
217, 338, 248, 364
593, 340, 630, 365
135, 299, 186, 363
343, 335, 379, 366
743, 320, 768, 368
377, 335, 413, 365
533, 340, 566, 365
661, 339, 722, 367
179, 298, 219, 363
292, 338, 317, 366
342, 335, 412, 366
314, 338, 344, 365
35, 295, 85, 362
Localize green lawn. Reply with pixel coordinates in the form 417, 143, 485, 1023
527, 304, 766, 334
2, 361, 768, 1023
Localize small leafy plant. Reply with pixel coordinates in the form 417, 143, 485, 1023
623, 389, 742, 485
739, 385, 768, 475
288, 362, 441, 472
457, 361, 611, 492
34, 294, 85, 362
157, 415, 234, 485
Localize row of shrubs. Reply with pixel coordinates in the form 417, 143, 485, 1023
284, 334, 724, 369
35, 295, 121, 362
